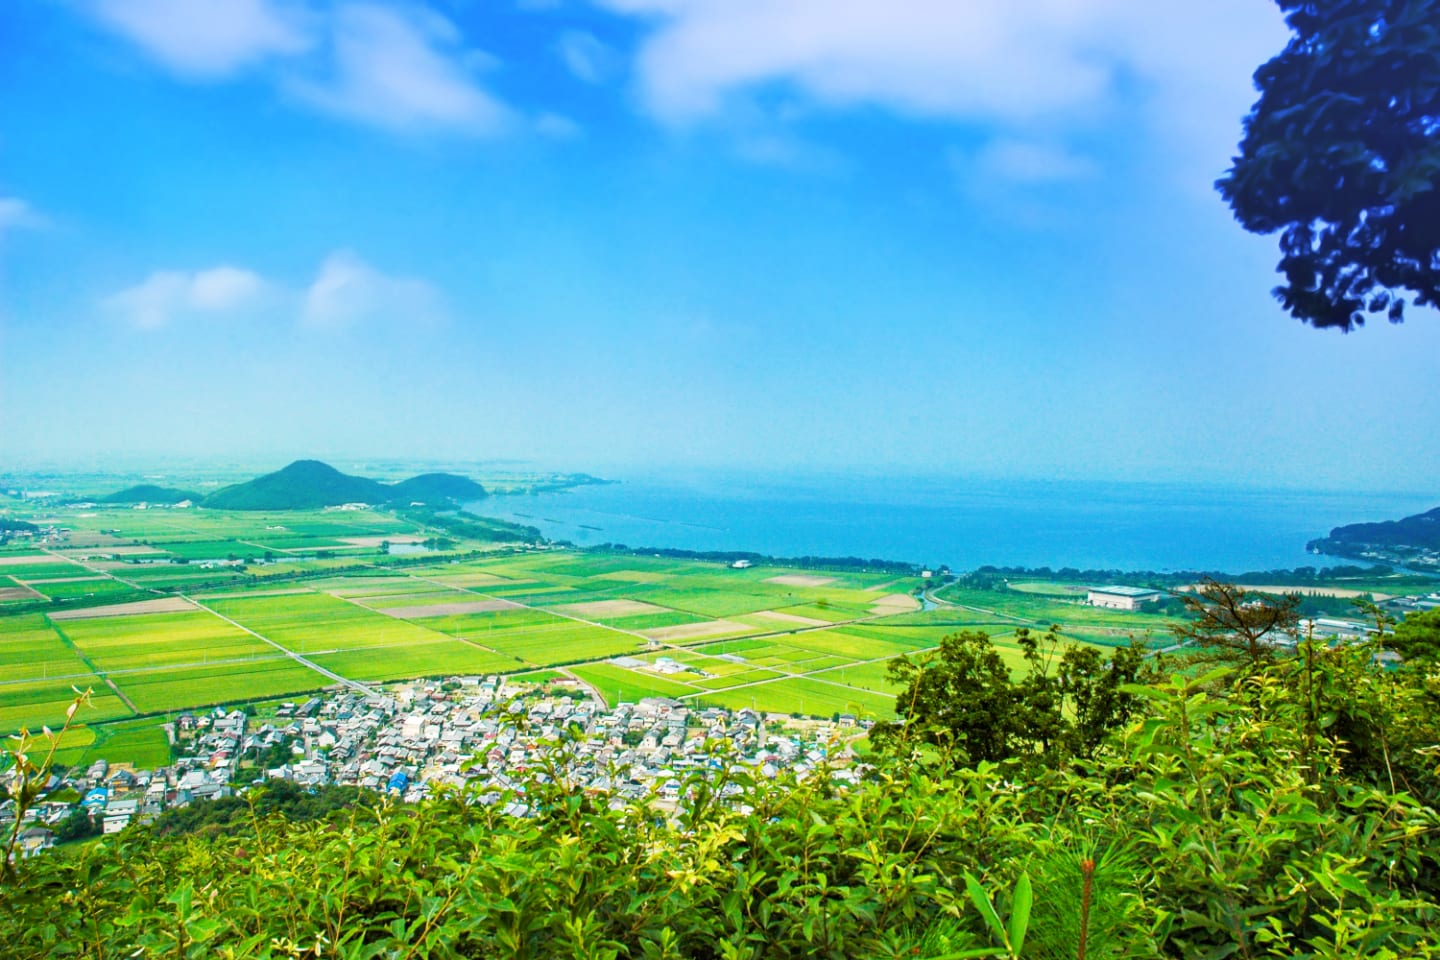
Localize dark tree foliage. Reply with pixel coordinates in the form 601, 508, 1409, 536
149, 780, 378, 839
1218, 0, 1440, 329
1389, 607, 1440, 662
1173, 579, 1301, 670
53, 807, 98, 844
874, 626, 1148, 767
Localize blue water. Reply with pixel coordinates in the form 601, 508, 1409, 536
470, 471, 1436, 573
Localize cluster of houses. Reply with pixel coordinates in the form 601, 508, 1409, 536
5, 675, 867, 860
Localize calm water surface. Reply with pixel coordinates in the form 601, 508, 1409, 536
471, 471, 1435, 573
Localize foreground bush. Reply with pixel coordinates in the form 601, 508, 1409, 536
2, 653, 1437, 959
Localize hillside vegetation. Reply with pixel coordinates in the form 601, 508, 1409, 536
202, 460, 486, 511
1311, 505, 1440, 552
3, 634, 1437, 959
96, 485, 202, 504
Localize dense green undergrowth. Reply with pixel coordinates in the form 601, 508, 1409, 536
2, 639, 1438, 959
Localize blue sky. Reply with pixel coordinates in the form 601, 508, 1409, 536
1, 0, 1436, 491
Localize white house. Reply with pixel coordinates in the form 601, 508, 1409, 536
1087, 586, 1164, 611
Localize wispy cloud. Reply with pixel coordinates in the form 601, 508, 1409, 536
286, 4, 510, 134
82, 0, 509, 135
534, 111, 584, 140
969, 139, 1097, 184
103, 265, 267, 330
87, 0, 311, 78
0, 196, 46, 237
300, 250, 446, 329
556, 29, 616, 84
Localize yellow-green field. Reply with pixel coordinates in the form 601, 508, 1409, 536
0, 510, 1178, 755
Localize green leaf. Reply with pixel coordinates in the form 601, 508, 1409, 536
1008, 872, 1032, 956
1194, 666, 1236, 687
166, 880, 193, 919
964, 873, 1005, 946
184, 917, 222, 943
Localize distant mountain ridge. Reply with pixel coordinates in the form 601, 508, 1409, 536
202, 460, 485, 511
1308, 504, 1440, 562
98, 484, 202, 504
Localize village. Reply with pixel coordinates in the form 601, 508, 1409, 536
4, 676, 871, 860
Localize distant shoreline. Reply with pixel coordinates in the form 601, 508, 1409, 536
471, 474, 1435, 575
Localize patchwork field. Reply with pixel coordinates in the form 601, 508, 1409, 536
0, 501, 1206, 751
58, 610, 277, 673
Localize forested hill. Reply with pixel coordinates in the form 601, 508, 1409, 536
96, 484, 202, 504
1308, 505, 1440, 561
202, 460, 486, 510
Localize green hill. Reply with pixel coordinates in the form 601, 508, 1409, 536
201, 460, 485, 511
96, 484, 202, 505
389, 472, 486, 505
1316, 505, 1440, 550
1308, 504, 1440, 561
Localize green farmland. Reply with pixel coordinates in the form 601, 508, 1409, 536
0, 500, 1203, 763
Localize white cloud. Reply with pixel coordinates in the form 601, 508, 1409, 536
88, 0, 311, 78
82, 1, 510, 135
301, 250, 445, 328
534, 111, 584, 140
970, 139, 1097, 184
593, 0, 1288, 170
557, 30, 616, 84
285, 4, 510, 133
103, 252, 443, 331
187, 265, 267, 309
0, 197, 45, 236
104, 265, 267, 330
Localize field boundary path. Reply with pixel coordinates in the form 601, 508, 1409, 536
924, 584, 1039, 625
183, 596, 379, 698
36, 545, 379, 698
45, 619, 140, 714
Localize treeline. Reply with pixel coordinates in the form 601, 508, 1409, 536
148, 779, 380, 840
589, 543, 928, 576
964, 562, 1403, 588
400, 506, 542, 544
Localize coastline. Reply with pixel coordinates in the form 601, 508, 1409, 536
469, 473, 1436, 575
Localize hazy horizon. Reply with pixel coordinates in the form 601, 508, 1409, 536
3, 1, 1438, 491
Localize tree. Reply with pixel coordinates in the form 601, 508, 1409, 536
1387, 607, 1440, 662
1217, 0, 1440, 330
1171, 579, 1300, 670
875, 630, 1020, 764
53, 806, 98, 844
874, 627, 1148, 767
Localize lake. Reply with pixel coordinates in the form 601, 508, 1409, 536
469, 470, 1435, 573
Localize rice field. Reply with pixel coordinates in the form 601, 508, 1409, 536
0, 513, 1131, 731
566, 662, 700, 706
308, 641, 521, 682
411, 608, 646, 666
58, 611, 275, 673
0, 615, 95, 682
202, 593, 461, 654
114, 660, 331, 714
0, 678, 131, 733
690, 676, 895, 719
